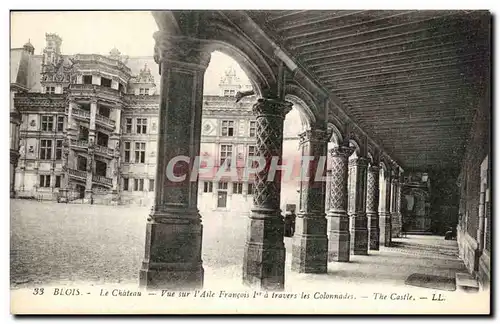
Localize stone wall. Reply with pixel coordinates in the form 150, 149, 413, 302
456, 86, 490, 288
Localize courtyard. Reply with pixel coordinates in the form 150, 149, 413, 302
11, 199, 470, 291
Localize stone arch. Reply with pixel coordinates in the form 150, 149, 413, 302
201, 20, 278, 98
151, 11, 278, 98
347, 130, 366, 157
284, 83, 322, 130
348, 139, 361, 157
327, 122, 344, 147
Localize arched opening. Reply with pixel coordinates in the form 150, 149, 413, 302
196, 50, 259, 279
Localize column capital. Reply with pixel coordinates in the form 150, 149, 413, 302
329, 145, 354, 159
153, 32, 211, 69
298, 128, 330, 145
350, 156, 369, 168
252, 98, 292, 118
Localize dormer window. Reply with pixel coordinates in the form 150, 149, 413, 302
45, 86, 55, 94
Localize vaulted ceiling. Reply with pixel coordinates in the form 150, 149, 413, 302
247, 10, 490, 171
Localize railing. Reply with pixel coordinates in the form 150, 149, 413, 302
69, 83, 122, 97
95, 114, 115, 129
70, 139, 88, 149
72, 54, 132, 74
68, 168, 87, 179
94, 145, 114, 156
72, 107, 91, 119
93, 175, 112, 187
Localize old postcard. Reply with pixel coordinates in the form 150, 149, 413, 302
9, 9, 491, 314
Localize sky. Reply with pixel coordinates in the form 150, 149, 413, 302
10, 11, 251, 95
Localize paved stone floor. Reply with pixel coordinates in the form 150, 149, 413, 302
10, 199, 467, 291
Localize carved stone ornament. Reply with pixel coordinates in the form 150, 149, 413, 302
30, 120, 36, 127
153, 32, 211, 69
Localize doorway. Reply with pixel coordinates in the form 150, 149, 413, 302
217, 191, 227, 208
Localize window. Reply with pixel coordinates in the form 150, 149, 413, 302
39, 175, 51, 188
57, 116, 64, 132
118, 83, 124, 93
101, 77, 112, 88
83, 75, 92, 84
220, 144, 233, 168
135, 142, 146, 163
221, 120, 234, 136
223, 89, 236, 97
45, 86, 55, 94
139, 88, 144, 95
55, 176, 61, 188
40, 139, 52, 160
248, 145, 256, 158
41, 116, 54, 131
218, 182, 228, 190
125, 118, 133, 134
149, 179, 155, 191
248, 145, 258, 168
203, 181, 213, 193
247, 183, 254, 195
55, 139, 63, 160
145, 88, 149, 95
123, 178, 129, 191
134, 178, 144, 191
233, 182, 243, 194
124, 142, 131, 163
249, 121, 256, 137
136, 118, 147, 134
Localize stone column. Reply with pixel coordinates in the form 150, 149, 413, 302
366, 165, 380, 250
84, 152, 94, 203
89, 99, 97, 145
349, 157, 369, 255
243, 98, 292, 291
379, 169, 392, 246
396, 175, 404, 235
139, 33, 211, 290
327, 146, 354, 262
390, 176, 400, 238
111, 105, 121, 203
292, 129, 330, 273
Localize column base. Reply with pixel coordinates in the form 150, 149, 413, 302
291, 214, 328, 273
379, 212, 392, 247
58, 188, 68, 203
391, 212, 401, 238
292, 234, 328, 273
139, 263, 204, 290
243, 210, 286, 291
327, 211, 350, 262
351, 212, 369, 255
110, 190, 120, 206
368, 212, 380, 251
83, 190, 93, 204
139, 211, 204, 290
